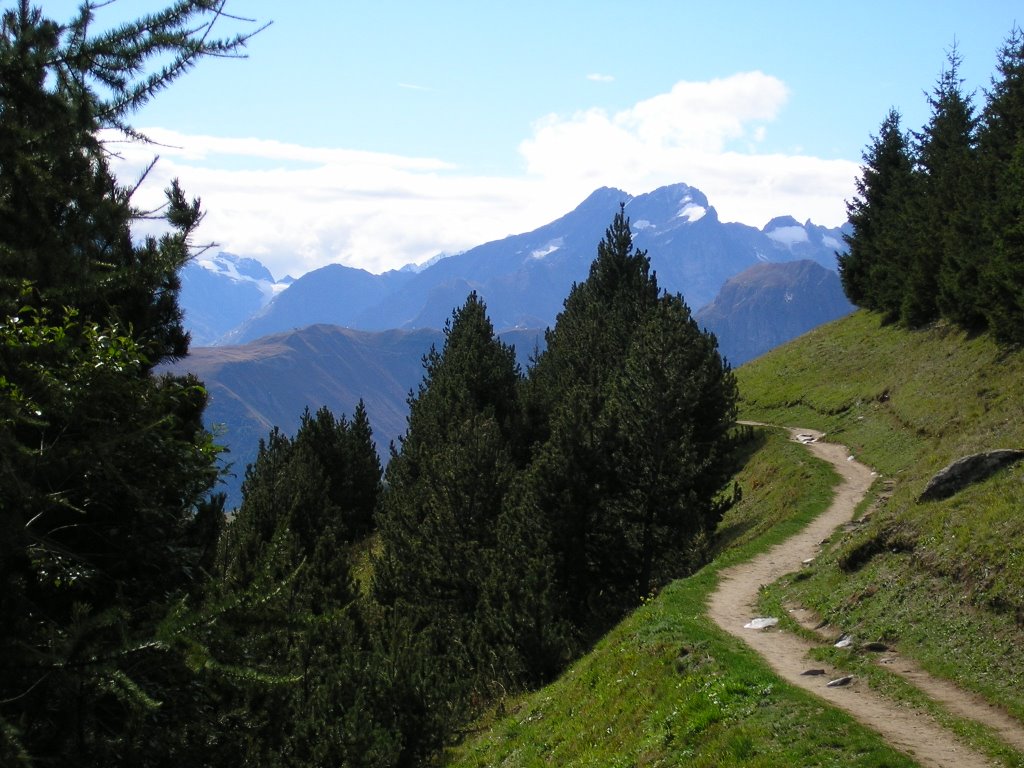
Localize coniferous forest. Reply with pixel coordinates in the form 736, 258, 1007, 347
0, 3, 741, 765
839, 29, 1024, 342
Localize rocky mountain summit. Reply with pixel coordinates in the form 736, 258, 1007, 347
180, 183, 849, 346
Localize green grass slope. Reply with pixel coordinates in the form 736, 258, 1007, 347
738, 310, 1024, 726
445, 429, 914, 767
447, 309, 1024, 766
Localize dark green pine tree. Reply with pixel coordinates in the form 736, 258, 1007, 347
978, 26, 1024, 343
598, 293, 739, 601
290, 402, 383, 543
838, 109, 916, 319
0, 306, 223, 766
983, 142, 1024, 344
217, 428, 300, 588
481, 473, 572, 683
0, 3, 263, 764
207, 428, 390, 767
373, 292, 537, 710
0, 3, 261, 363
906, 45, 982, 328
341, 399, 384, 540
207, 435, 328, 766
522, 204, 660, 630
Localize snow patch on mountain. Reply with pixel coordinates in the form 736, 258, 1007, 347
198, 252, 273, 282
822, 235, 844, 251
677, 199, 707, 223
766, 225, 810, 247
530, 238, 563, 260
400, 251, 455, 273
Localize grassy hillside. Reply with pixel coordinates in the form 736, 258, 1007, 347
738, 310, 1024, 723
445, 429, 914, 767
446, 309, 1024, 766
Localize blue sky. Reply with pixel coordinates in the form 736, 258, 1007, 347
40, 1, 1023, 278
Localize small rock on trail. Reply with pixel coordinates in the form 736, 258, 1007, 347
827, 676, 855, 688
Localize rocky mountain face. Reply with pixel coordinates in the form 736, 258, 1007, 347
695, 260, 854, 366
199, 183, 847, 344
178, 252, 292, 346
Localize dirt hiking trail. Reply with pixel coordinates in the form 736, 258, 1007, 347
708, 425, 1024, 767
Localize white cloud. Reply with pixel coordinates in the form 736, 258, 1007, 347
586, 73, 615, 82
104, 128, 558, 279
519, 71, 858, 229
104, 72, 858, 279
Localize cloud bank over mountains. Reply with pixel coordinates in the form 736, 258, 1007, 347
109, 72, 858, 280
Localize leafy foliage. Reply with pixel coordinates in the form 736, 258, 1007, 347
0, 298, 223, 764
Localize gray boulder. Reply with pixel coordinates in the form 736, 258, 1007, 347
919, 450, 1024, 502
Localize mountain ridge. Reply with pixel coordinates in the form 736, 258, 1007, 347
696, 260, 854, 365
182, 182, 849, 345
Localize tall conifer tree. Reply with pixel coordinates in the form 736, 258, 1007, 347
373, 292, 534, 707
839, 109, 915, 318
524, 206, 659, 628
598, 294, 738, 600
978, 26, 1024, 342
909, 46, 982, 328
341, 400, 384, 540
208, 420, 392, 767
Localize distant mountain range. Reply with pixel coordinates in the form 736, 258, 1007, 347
179, 183, 848, 345
171, 259, 853, 508
170, 182, 854, 507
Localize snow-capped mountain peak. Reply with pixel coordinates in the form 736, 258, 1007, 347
198, 252, 276, 284
179, 252, 290, 346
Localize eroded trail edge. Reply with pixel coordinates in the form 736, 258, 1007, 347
708, 425, 1023, 768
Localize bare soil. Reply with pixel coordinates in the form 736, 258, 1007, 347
708, 426, 1024, 767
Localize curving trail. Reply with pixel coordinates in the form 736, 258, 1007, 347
708, 425, 1024, 768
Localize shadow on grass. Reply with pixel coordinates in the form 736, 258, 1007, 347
713, 425, 768, 553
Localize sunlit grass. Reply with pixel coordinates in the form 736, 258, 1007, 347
447, 310, 1024, 766
445, 429, 913, 768
740, 309, 1024, 731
